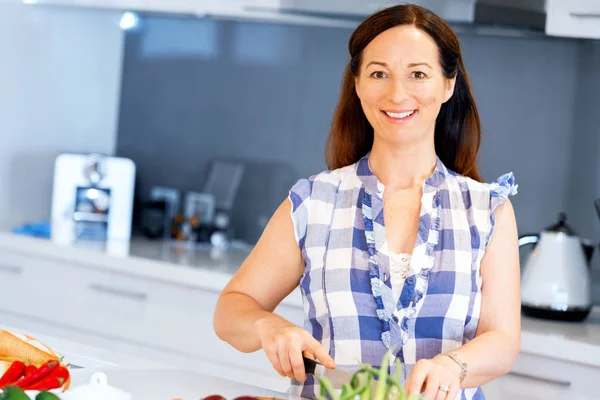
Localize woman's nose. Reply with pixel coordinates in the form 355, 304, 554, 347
387, 79, 409, 104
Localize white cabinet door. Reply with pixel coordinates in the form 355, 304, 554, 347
0, 248, 299, 391
483, 372, 571, 400
546, 0, 600, 40
37, 0, 200, 14
510, 351, 600, 399
260, 0, 475, 22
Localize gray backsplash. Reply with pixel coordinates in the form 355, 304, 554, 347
115, 15, 600, 301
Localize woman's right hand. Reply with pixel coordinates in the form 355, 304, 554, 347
256, 314, 335, 382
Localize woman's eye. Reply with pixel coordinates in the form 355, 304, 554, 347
370, 71, 387, 79
412, 71, 427, 79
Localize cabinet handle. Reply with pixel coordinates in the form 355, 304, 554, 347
88, 283, 148, 302
570, 12, 600, 19
0, 264, 23, 275
508, 371, 571, 387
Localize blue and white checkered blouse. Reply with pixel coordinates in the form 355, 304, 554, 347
287, 152, 517, 400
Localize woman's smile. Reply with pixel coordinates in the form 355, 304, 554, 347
381, 109, 418, 124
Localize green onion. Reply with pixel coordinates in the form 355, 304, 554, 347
317, 350, 424, 400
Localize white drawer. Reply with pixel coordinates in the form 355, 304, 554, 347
483, 372, 570, 400
102, 273, 289, 377
0, 251, 89, 318
512, 351, 600, 398
0, 251, 151, 339
0, 249, 297, 389
546, 0, 600, 40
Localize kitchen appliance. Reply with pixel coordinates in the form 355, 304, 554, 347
140, 186, 181, 239
519, 212, 595, 322
51, 153, 136, 248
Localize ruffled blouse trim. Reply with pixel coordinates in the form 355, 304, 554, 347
487, 172, 518, 247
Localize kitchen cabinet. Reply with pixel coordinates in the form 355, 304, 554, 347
266, 0, 475, 22
31, 0, 200, 15
25, 0, 600, 40
504, 350, 600, 399
26, 0, 477, 25
0, 248, 303, 392
546, 0, 600, 40
4, 232, 600, 397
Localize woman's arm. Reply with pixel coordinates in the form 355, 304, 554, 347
213, 198, 334, 381
406, 199, 521, 398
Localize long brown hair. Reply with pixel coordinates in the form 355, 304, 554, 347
325, 4, 483, 182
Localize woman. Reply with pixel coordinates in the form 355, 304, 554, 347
213, 4, 520, 400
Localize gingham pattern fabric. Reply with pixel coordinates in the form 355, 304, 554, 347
287, 152, 517, 400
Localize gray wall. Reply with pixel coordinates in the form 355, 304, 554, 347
116, 16, 599, 251
567, 41, 600, 302
0, 4, 125, 228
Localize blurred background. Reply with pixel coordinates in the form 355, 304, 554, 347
0, 2, 599, 398
2, 0, 599, 295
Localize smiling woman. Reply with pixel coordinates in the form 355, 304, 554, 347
326, 6, 482, 182
214, 5, 520, 400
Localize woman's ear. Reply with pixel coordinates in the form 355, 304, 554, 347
443, 77, 457, 103
355, 77, 361, 98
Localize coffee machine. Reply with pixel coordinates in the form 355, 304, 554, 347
51, 153, 136, 253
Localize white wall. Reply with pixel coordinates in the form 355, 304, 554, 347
0, 3, 125, 228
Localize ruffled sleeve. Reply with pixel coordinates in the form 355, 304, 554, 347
486, 172, 518, 247
288, 178, 313, 250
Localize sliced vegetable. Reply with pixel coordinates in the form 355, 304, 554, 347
0, 361, 25, 388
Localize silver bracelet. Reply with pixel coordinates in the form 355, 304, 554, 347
444, 352, 468, 383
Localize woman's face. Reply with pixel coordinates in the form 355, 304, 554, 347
355, 25, 456, 146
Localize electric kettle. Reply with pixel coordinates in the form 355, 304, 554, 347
519, 212, 595, 322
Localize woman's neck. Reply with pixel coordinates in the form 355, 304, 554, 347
369, 139, 437, 192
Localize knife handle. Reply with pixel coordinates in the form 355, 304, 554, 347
303, 357, 319, 374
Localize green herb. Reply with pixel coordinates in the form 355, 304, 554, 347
317, 350, 423, 400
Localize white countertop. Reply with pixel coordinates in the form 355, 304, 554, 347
0, 231, 304, 307
0, 322, 289, 400
521, 306, 600, 367
3, 319, 596, 400
68, 367, 289, 400
3, 231, 600, 369
0, 323, 170, 371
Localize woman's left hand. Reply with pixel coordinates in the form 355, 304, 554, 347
404, 355, 461, 400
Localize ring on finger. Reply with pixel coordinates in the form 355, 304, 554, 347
439, 384, 450, 393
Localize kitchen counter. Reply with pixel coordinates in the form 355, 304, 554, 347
521, 306, 600, 367
0, 231, 303, 307
2, 319, 597, 400
0, 322, 289, 400
69, 367, 289, 400
0, 323, 170, 371
3, 231, 600, 370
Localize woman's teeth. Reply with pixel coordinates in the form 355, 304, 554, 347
384, 110, 415, 119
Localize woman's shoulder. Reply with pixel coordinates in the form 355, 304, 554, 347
289, 163, 359, 201
450, 170, 517, 196
448, 170, 518, 213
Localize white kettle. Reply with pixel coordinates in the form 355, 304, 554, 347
519, 213, 595, 322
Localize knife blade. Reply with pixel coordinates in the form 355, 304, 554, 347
303, 357, 353, 389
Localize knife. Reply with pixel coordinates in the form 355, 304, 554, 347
303, 357, 353, 389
